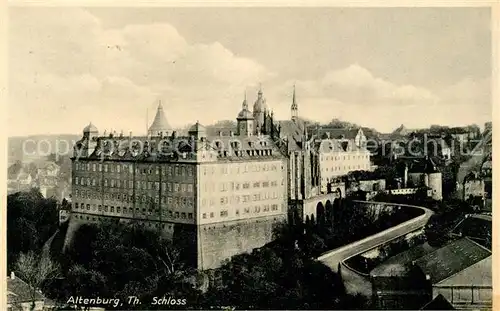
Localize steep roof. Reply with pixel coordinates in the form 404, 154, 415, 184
7, 275, 46, 305
278, 120, 306, 151
148, 103, 172, 133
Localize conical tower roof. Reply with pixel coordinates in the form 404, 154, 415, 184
148, 102, 172, 134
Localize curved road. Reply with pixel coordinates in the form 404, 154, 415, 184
318, 201, 434, 273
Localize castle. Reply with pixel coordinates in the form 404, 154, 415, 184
69, 86, 372, 269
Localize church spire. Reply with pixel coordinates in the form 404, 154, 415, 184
291, 84, 298, 121
243, 91, 248, 110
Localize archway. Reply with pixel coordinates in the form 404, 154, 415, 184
316, 202, 325, 227
325, 200, 333, 224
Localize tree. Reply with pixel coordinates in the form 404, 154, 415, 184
15, 251, 60, 311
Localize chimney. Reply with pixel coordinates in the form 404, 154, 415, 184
129, 131, 132, 139
10, 271, 15, 280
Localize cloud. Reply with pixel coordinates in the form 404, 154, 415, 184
9, 8, 274, 136
8, 8, 490, 136
265, 65, 489, 132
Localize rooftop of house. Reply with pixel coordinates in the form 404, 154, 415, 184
76, 132, 287, 163
414, 237, 491, 285
7, 272, 46, 305
420, 294, 455, 310
435, 255, 491, 287
308, 126, 361, 140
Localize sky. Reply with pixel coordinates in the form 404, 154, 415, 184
8, 7, 492, 136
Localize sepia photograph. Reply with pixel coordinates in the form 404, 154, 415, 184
4, 2, 495, 310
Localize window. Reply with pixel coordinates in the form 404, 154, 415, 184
117, 165, 121, 173
117, 207, 121, 213
92, 179, 96, 186
75, 178, 79, 185
156, 166, 159, 175
175, 212, 180, 218
104, 205, 108, 212
104, 179, 108, 187
188, 213, 193, 219
181, 212, 186, 219
220, 210, 228, 217
104, 164, 108, 172
210, 212, 214, 218
188, 184, 193, 192
202, 213, 207, 219
110, 206, 114, 213
98, 205, 102, 211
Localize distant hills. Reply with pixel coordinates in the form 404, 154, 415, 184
8, 134, 81, 165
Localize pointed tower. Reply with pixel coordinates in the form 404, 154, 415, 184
237, 92, 254, 136
148, 101, 172, 137
291, 84, 299, 121
253, 85, 266, 134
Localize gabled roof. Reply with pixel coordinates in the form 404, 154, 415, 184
8, 275, 46, 304
420, 294, 455, 310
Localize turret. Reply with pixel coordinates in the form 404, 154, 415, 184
237, 92, 254, 136
148, 101, 172, 137
253, 85, 266, 134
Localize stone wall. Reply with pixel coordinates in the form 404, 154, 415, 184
197, 214, 286, 270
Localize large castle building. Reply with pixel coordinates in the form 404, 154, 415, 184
69, 86, 373, 269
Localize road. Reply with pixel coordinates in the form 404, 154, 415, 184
318, 202, 433, 274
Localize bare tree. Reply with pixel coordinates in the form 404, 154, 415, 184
15, 251, 60, 311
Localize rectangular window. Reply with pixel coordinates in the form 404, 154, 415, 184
156, 166, 159, 175
110, 206, 115, 213
181, 184, 186, 192
104, 205, 108, 212
104, 164, 108, 172
202, 213, 206, 219
210, 212, 214, 218
181, 212, 186, 219
117, 207, 121, 213
175, 212, 180, 218
188, 166, 193, 176
188, 184, 193, 192
220, 210, 228, 217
